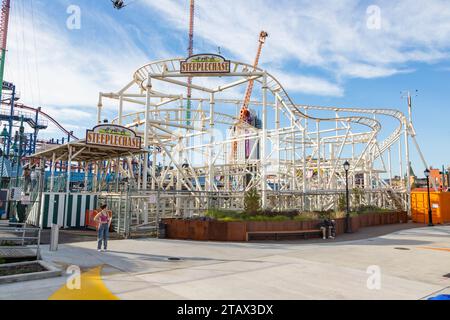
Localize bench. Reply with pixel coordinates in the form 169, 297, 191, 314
246, 229, 322, 241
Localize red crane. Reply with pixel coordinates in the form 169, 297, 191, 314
233, 31, 269, 158
239, 31, 268, 123
186, 0, 195, 126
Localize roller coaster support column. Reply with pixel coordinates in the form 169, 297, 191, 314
261, 73, 268, 208
290, 117, 295, 191
64, 144, 73, 226
152, 150, 156, 191
118, 95, 124, 125
6, 83, 14, 155
97, 94, 103, 124
404, 119, 411, 215
302, 129, 307, 209
208, 93, 215, 192
316, 120, 321, 211
143, 74, 152, 191
33, 108, 40, 153
141, 74, 151, 224
275, 96, 280, 197
303, 111, 308, 211
50, 152, 56, 192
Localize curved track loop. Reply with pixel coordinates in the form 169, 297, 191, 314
130, 58, 411, 153
14, 103, 79, 140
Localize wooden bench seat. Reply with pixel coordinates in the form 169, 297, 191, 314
246, 229, 322, 241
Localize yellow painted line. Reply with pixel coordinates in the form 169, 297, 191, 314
418, 247, 450, 253
49, 266, 119, 300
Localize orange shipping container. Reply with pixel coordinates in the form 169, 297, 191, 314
411, 190, 450, 224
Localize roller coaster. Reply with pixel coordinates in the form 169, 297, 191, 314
97, 57, 427, 214
14, 103, 78, 140
0, 100, 78, 159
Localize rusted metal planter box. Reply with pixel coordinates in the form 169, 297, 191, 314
162, 211, 406, 242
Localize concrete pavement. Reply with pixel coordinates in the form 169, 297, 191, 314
0, 224, 449, 300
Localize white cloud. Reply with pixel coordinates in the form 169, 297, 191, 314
142, 0, 450, 84
337, 62, 411, 79
5, 0, 450, 134
273, 72, 344, 97
5, 3, 149, 109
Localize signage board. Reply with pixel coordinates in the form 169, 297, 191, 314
86, 125, 142, 150
180, 54, 231, 74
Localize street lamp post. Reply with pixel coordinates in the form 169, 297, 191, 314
343, 161, 352, 233
424, 169, 434, 227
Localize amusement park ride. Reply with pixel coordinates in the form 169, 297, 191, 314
111, 0, 126, 10
0, 0, 431, 232
95, 0, 429, 220
0, 0, 75, 181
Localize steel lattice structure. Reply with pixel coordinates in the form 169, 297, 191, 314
97, 58, 427, 216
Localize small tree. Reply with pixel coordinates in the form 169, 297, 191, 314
244, 188, 261, 216
337, 193, 346, 212
353, 187, 363, 208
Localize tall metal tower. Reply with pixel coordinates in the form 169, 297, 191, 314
0, 0, 11, 101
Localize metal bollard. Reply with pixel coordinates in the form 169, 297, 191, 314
50, 224, 59, 251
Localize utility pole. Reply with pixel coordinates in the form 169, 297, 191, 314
401, 90, 418, 216
442, 165, 446, 190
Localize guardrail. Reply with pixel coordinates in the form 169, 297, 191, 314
0, 223, 42, 259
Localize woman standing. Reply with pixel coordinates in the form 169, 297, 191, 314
94, 204, 111, 252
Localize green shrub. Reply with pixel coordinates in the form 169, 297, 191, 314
246, 215, 293, 222
352, 205, 390, 215
261, 210, 299, 218
206, 209, 243, 220
244, 188, 262, 216
218, 216, 242, 222
205, 208, 352, 222
293, 215, 315, 222
337, 193, 347, 212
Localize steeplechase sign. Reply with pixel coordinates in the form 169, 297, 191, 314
180, 54, 231, 74
86, 124, 142, 150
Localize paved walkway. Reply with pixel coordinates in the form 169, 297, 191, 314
0, 224, 449, 300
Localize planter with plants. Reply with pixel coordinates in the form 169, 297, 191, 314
162, 189, 407, 241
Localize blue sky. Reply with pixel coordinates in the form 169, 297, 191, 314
4, 0, 450, 176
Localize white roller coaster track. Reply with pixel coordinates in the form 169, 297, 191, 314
96, 57, 426, 216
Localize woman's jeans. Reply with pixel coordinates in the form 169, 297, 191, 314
97, 224, 109, 250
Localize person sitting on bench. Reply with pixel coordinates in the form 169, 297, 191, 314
319, 218, 336, 240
